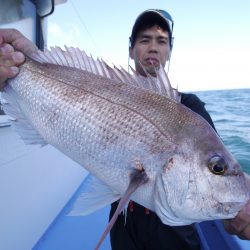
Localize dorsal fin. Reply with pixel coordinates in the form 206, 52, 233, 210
31, 47, 180, 102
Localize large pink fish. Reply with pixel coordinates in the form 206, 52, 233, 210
2, 47, 250, 234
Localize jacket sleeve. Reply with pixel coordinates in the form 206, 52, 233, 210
181, 93, 217, 132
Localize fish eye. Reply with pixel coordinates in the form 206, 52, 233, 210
208, 155, 228, 175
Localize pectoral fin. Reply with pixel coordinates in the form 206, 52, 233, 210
2, 85, 47, 146
68, 173, 120, 216
95, 167, 149, 250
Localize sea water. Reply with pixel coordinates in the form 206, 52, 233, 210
194, 88, 250, 174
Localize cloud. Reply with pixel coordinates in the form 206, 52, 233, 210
47, 22, 82, 49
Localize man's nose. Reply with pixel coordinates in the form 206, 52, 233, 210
148, 40, 158, 52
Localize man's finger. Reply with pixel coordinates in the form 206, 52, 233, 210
0, 43, 14, 55
223, 200, 250, 240
234, 201, 250, 229
0, 28, 38, 55
223, 219, 235, 234
242, 225, 250, 240
225, 219, 250, 240
0, 66, 19, 91
0, 52, 25, 67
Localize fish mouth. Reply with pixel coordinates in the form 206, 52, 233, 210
215, 201, 247, 216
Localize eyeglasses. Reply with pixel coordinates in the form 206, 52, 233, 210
152, 9, 174, 35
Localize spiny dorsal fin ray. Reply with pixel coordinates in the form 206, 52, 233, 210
156, 66, 180, 102
31, 47, 180, 102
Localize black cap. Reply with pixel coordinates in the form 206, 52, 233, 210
130, 9, 174, 48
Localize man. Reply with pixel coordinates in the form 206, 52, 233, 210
109, 9, 250, 250
0, 9, 250, 250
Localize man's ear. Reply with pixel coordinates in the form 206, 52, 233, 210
166, 47, 172, 61
167, 51, 171, 61
129, 47, 134, 60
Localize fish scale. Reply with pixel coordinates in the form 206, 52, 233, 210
23, 58, 186, 141
24, 63, 162, 162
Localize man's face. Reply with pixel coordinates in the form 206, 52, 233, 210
130, 25, 171, 77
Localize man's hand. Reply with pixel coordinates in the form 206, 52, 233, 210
223, 200, 250, 240
0, 28, 38, 90
0, 43, 25, 89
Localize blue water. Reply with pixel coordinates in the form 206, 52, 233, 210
194, 88, 250, 174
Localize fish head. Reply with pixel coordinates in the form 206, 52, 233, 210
154, 119, 250, 226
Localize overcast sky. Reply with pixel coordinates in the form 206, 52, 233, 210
47, 0, 250, 92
